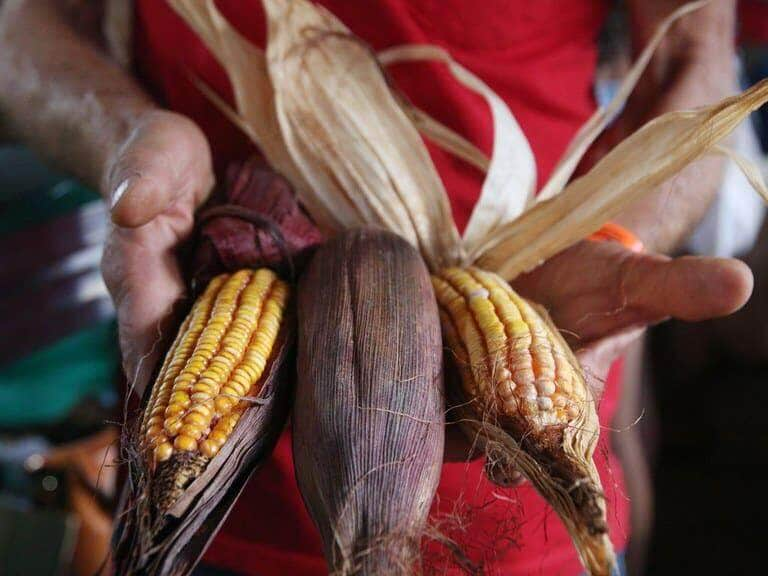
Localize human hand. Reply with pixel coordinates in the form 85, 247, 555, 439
101, 110, 214, 397
513, 238, 753, 397
444, 238, 752, 476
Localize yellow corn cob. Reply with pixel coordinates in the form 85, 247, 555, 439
140, 268, 289, 481
432, 266, 615, 576
432, 266, 588, 428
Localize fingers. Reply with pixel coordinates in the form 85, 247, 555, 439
101, 223, 188, 397
106, 111, 214, 228
622, 253, 754, 322
515, 240, 754, 346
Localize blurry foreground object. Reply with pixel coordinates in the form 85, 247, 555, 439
0, 428, 118, 576
0, 146, 119, 575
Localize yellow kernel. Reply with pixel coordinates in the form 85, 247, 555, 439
164, 404, 186, 418
174, 435, 197, 452
220, 385, 240, 399
192, 382, 217, 395
199, 440, 219, 458
208, 430, 228, 445
169, 391, 190, 405
164, 416, 183, 436
227, 381, 248, 396
191, 392, 213, 403
188, 401, 214, 418
154, 442, 174, 462
552, 393, 567, 408
147, 414, 165, 427
179, 424, 204, 440
215, 396, 237, 414
183, 412, 210, 427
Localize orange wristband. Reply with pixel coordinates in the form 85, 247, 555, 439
588, 222, 644, 253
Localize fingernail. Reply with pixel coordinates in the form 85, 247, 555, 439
110, 178, 131, 211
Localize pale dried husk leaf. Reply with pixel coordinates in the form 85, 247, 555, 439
379, 45, 537, 255
533, 0, 713, 204
477, 79, 768, 278
390, 92, 490, 173
261, 0, 463, 269
710, 144, 768, 203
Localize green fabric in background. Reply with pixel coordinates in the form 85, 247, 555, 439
0, 148, 118, 428
0, 320, 119, 428
1, 147, 118, 428
0, 179, 100, 236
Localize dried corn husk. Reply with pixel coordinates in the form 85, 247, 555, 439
169, 0, 768, 574
295, 229, 443, 575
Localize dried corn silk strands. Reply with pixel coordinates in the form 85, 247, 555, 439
710, 143, 768, 202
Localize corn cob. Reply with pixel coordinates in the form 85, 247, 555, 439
432, 266, 615, 576
140, 268, 289, 512
295, 229, 444, 575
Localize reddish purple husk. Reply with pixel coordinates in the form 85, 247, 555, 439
294, 228, 445, 575
111, 159, 321, 576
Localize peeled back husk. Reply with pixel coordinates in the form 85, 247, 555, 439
294, 229, 444, 575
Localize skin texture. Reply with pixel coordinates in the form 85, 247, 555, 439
0, 0, 752, 407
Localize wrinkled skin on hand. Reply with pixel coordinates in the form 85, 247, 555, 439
100, 110, 214, 396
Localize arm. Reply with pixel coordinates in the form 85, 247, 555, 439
514, 0, 751, 387
613, 0, 738, 253
0, 0, 214, 394
0, 0, 151, 193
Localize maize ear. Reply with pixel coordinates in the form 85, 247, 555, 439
295, 229, 444, 575
433, 266, 615, 576
141, 268, 289, 512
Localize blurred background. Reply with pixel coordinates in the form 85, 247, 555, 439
1, 1, 767, 575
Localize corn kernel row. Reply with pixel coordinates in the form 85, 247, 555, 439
432, 267, 586, 428
141, 269, 289, 464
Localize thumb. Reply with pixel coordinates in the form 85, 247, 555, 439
106, 111, 214, 228
623, 253, 754, 323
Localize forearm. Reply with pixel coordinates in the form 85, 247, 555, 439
614, 0, 737, 253
0, 0, 156, 194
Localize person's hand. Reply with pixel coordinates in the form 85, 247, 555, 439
444, 239, 752, 475
100, 110, 214, 397
513, 239, 753, 396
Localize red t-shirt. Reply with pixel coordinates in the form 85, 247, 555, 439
134, 2, 628, 574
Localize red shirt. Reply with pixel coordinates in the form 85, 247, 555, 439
135, 2, 627, 574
